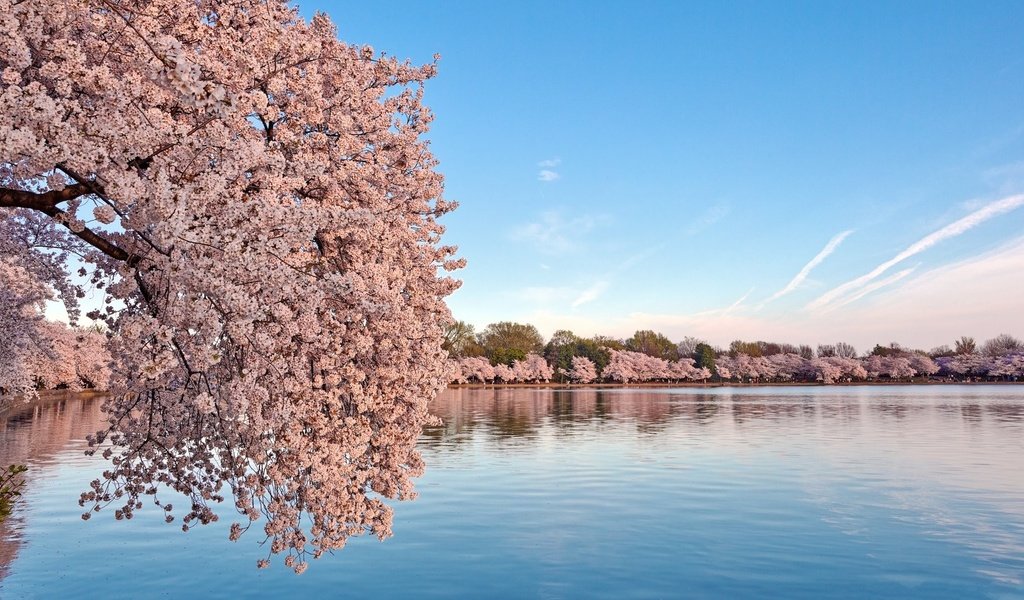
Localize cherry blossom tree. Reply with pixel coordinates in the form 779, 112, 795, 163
989, 353, 1024, 379
75, 329, 113, 388
862, 355, 884, 379
457, 356, 495, 384
42, 324, 79, 389
714, 356, 734, 381
636, 352, 672, 381
669, 357, 697, 381
24, 321, 112, 391
0, 211, 88, 397
731, 354, 758, 382
0, 216, 111, 397
943, 353, 990, 378
666, 358, 712, 383
602, 350, 638, 383
906, 353, 939, 378
525, 360, 542, 382
810, 358, 842, 384
752, 356, 777, 382
2, 0, 461, 573
827, 357, 867, 381
565, 355, 597, 384
492, 363, 515, 383
447, 360, 468, 385
767, 353, 809, 381
693, 366, 712, 381
512, 353, 554, 383
0, 254, 49, 397
601, 349, 675, 383
885, 357, 917, 380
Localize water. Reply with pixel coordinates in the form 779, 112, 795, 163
2, 386, 1024, 598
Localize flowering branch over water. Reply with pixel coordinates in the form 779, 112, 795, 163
2, 0, 461, 573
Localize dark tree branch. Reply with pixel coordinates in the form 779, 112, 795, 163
1, 183, 139, 266
56, 163, 167, 262
0, 184, 91, 210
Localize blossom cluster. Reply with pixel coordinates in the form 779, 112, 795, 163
935, 353, 1024, 379
1, 212, 111, 398
564, 355, 598, 384
451, 353, 553, 383
449, 350, 711, 385
601, 350, 712, 383
445, 347, 1024, 385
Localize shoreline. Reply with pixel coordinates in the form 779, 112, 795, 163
2, 380, 1018, 419
0, 389, 107, 420
447, 379, 1023, 390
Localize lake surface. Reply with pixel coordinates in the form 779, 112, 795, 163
2, 386, 1024, 598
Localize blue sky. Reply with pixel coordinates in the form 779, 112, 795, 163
309, 1, 1024, 351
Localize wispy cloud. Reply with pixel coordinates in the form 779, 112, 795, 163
763, 230, 853, 305
684, 203, 730, 236
807, 194, 1024, 311
537, 158, 561, 182
721, 287, 754, 317
515, 236, 1024, 352
828, 266, 916, 311
564, 246, 661, 312
684, 284, 757, 317
571, 280, 609, 309
510, 210, 602, 254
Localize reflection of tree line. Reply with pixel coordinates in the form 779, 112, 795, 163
0, 392, 107, 466
0, 393, 107, 582
422, 388, 1024, 447
2, 390, 1023, 578
422, 389, 682, 446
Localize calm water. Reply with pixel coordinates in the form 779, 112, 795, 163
2, 386, 1024, 599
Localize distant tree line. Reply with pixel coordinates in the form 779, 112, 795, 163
0, 321, 111, 400
444, 321, 1024, 385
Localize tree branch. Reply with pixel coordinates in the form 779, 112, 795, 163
0, 184, 91, 211
1, 184, 138, 266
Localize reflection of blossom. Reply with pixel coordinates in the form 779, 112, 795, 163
426, 387, 1024, 451
0, 394, 109, 579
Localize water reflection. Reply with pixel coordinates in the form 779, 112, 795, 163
1, 387, 1024, 597
0, 393, 107, 466
426, 387, 1024, 518
424, 386, 1024, 447
0, 393, 107, 581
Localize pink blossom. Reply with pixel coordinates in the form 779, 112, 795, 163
2, 0, 459, 572
565, 356, 597, 383
92, 205, 117, 225
511, 353, 554, 382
